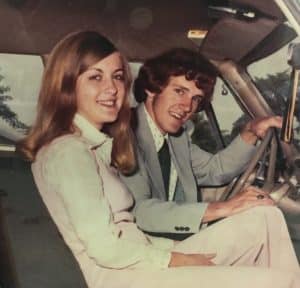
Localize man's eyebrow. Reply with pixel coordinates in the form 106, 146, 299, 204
172, 84, 190, 91
172, 83, 204, 96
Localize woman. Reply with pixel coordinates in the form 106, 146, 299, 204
18, 31, 300, 288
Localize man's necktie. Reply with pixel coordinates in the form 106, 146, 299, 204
158, 140, 171, 199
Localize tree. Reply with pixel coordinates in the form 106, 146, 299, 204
254, 71, 290, 117
191, 113, 231, 153
0, 72, 29, 132
230, 71, 300, 148
256, 71, 300, 148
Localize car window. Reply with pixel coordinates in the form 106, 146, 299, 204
0, 53, 43, 144
191, 77, 245, 153
128, 62, 141, 107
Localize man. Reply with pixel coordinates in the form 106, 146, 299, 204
121, 48, 282, 238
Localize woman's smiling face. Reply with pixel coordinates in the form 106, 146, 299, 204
75, 52, 126, 130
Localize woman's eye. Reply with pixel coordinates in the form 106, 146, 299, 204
114, 74, 125, 81
89, 75, 102, 81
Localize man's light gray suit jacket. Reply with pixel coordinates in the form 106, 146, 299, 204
120, 105, 256, 234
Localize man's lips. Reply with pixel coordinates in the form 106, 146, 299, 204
169, 110, 186, 120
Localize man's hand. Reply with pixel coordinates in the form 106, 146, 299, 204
169, 252, 216, 267
240, 116, 282, 145
202, 186, 274, 223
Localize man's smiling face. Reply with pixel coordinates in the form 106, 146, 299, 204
145, 75, 204, 134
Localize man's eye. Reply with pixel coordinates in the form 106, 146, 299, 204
175, 88, 185, 95
192, 95, 203, 103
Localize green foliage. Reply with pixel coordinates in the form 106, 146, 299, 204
254, 71, 290, 117
191, 113, 218, 153
230, 114, 251, 139
191, 112, 235, 153
0, 71, 29, 131
254, 70, 300, 148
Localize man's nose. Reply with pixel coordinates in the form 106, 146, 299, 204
181, 97, 193, 112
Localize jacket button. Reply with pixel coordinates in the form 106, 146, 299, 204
174, 226, 180, 231
184, 227, 190, 231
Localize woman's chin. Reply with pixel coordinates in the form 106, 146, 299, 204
103, 114, 119, 124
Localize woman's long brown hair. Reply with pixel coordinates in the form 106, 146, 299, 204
17, 31, 135, 174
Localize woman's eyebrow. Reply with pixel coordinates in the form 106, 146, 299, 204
113, 68, 125, 73
87, 67, 124, 73
87, 67, 103, 73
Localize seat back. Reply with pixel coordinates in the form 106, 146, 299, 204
0, 157, 87, 288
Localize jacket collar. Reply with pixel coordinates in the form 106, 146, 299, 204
143, 104, 166, 152
73, 113, 113, 163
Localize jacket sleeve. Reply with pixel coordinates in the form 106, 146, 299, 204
120, 147, 208, 234
42, 141, 172, 269
189, 133, 256, 186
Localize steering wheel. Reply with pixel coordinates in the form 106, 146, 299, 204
220, 129, 276, 201
220, 128, 300, 216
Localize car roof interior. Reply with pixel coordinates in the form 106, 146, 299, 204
0, 0, 296, 63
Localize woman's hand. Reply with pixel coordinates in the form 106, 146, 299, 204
168, 252, 216, 267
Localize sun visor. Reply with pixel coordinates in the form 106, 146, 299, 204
241, 23, 297, 66
200, 16, 282, 62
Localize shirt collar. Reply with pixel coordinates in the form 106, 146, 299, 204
143, 104, 167, 152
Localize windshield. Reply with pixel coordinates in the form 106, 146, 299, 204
248, 36, 300, 150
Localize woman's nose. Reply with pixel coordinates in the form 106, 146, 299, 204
103, 78, 117, 95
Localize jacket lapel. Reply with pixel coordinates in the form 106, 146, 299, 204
168, 127, 198, 203
134, 106, 167, 200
